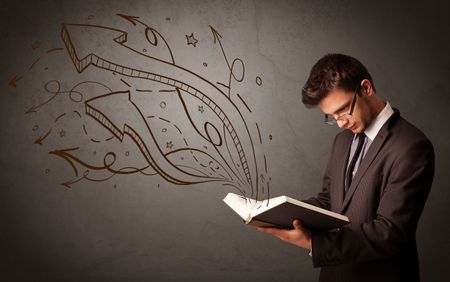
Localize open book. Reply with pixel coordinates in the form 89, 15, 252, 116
223, 193, 350, 230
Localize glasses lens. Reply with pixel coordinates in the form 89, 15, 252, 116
324, 114, 336, 125
324, 113, 353, 125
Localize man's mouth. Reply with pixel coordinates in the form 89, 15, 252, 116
348, 124, 357, 131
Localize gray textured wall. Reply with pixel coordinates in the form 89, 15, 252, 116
1, 1, 449, 281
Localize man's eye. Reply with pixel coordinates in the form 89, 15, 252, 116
336, 108, 347, 115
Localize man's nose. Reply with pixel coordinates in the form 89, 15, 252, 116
337, 119, 348, 128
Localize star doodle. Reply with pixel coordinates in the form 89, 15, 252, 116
59, 129, 66, 137
185, 33, 198, 47
198, 105, 205, 113
166, 141, 174, 149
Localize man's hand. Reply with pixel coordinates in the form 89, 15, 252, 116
257, 219, 312, 250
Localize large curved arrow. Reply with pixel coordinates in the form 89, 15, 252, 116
61, 22, 260, 197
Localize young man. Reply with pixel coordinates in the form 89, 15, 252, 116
258, 54, 435, 282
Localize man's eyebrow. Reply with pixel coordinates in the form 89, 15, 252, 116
328, 101, 350, 115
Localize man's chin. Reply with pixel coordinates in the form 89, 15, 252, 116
348, 124, 359, 133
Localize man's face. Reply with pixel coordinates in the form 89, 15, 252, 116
318, 88, 373, 134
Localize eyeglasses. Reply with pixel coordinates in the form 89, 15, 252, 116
324, 85, 360, 125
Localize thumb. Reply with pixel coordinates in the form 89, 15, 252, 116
293, 219, 302, 230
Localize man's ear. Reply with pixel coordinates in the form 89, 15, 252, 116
361, 79, 373, 96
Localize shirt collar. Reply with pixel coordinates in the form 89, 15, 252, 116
363, 102, 394, 141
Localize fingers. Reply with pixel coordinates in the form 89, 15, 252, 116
257, 227, 282, 236
257, 227, 290, 240
258, 220, 312, 249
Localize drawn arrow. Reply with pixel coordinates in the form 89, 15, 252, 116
210, 25, 245, 84
34, 129, 52, 145
116, 13, 175, 64
61, 23, 260, 197
210, 26, 229, 69
116, 13, 140, 26
25, 80, 62, 114
9, 74, 23, 88
61, 177, 83, 188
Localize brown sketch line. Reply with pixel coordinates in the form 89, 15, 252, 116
222, 183, 247, 198
210, 26, 245, 97
264, 154, 268, 174
54, 113, 67, 123
173, 165, 240, 190
25, 80, 84, 113
52, 148, 155, 176
47, 47, 64, 53
61, 23, 260, 198
255, 123, 262, 145
54, 151, 158, 187
62, 173, 86, 188
136, 89, 153, 93
159, 89, 176, 93
26, 80, 60, 113
85, 91, 224, 185
74, 110, 82, 118
175, 87, 253, 189
34, 128, 52, 145
237, 94, 251, 113
90, 138, 101, 143
174, 164, 209, 177
83, 172, 116, 183
50, 148, 118, 176
9, 74, 23, 88
221, 123, 247, 187
29, 57, 40, 70
49, 147, 81, 176
120, 78, 131, 87
69, 80, 113, 102
170, 123, 222, 178
216, 81, 230, 89
116, 13, 175, 64
176, 90, 244, 185
173, 124, 182, 134
158, 117, 171, 123
124, 124, 225, 185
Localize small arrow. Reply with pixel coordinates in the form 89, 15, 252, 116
34, 129, 52, 145
61, 174, 86, 188
26, 105, 38, 114
9, 74, 22, 88
25, 80, 60, 114
116, 13, 140, 26
209, 25, 223, 44
209, 26, 245, 93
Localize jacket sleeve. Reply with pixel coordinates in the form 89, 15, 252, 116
311, 137, 435, 267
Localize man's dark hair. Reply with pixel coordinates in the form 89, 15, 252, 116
302, 54, 376, 107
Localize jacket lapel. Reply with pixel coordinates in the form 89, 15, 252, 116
335, 133, 353, 212
338, 110, 399, 214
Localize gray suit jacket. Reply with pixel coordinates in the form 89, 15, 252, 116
306, 110, 435, 282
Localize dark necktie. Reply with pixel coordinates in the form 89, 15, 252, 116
345, 133, 366, 192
